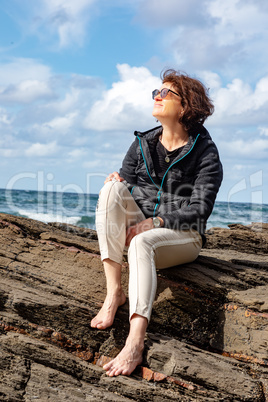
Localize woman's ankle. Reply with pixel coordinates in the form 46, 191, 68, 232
106, 287, 125, 298
128, 314, 148, 343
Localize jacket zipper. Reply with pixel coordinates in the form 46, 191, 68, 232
137, 134, 200, 217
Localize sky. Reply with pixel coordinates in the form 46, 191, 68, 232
0, 0, 268, 204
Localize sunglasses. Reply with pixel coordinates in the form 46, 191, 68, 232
152, 88, 180, 100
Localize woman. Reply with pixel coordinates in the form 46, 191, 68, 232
91, 69, 223, 377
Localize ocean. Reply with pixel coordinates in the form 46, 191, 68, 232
0, 188, 267, 230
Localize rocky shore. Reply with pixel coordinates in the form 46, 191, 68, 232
0, 212, 267, 401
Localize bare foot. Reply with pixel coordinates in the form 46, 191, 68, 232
103, 338, 144, 376
90, 290, 126, 329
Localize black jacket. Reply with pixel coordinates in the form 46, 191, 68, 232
120, 125, 223, 236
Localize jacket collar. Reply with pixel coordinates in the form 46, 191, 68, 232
134, 124, 210, 141
134, 125, 162, 140
134, 125, 209, 179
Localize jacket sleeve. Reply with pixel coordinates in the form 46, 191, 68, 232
160, 143, 223, 232
119, 139, 139, 186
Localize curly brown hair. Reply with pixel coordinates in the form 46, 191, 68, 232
161, 69, 214, 131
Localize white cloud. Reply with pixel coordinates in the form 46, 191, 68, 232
68, 149, 87, 159
0, 58, 55, 105
219, 138, 268, 159
173, 29, 240, 72
0, 58, 52, 86
0, 80, 54, 104
0, 0, 98, 49
0, 108, 11, 125
83, 150, 127, 172
84, 64, 160, 131
208, 0, 268, 44
233, 164, 246, 171
0, 149, 22, 158
0, 59, 104, 153
260, 127, 268, 137
201, 73, 268, 127
32, 0, 98, 48
137, 0, 268, 78
198, 71, 222, 91
83, 160, 102, 169
136, 0, 207, 27
37, 112, 79, 134
25, 141, 58, 157
214, 78, 253, 114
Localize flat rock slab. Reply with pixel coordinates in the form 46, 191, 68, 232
0, 213, 268, 401
146, 334, 262, 400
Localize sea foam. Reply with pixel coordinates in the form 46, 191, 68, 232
18, 209, 81, 226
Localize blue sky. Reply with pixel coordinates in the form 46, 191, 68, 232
0, 0, 268, 204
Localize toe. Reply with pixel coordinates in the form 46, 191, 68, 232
121, 368, 130, 376
114, 367, 123, 376
103, 362, 112, 371
90, 316, 98, 326
90, 320, 98, 328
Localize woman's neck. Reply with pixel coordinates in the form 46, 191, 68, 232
161, 123, 189, 151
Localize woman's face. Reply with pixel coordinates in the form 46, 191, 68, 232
152, 81, 183, 124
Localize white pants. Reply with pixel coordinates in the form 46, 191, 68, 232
96, 181, 202, 321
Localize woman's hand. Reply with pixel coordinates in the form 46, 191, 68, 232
104, 171, 125, 184
125, 218, 154, 247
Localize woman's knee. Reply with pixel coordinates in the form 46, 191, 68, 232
128, 231, 154, 258
98, 180, 127, 208
100, 180, 125, 196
